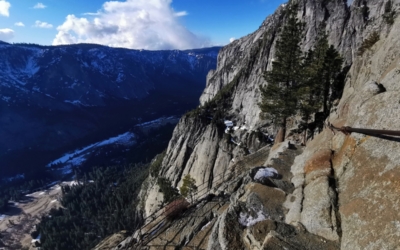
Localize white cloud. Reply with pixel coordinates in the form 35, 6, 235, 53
83, 12, 100, 16
174, 11, 188, 17
0, 0, 11, 17
53, 0, 210, 50
230, 37, 236, 43
34, 20, 53, 29
14, 22, 24, 27
0, 28, 14, 41
33, 3, 47, 9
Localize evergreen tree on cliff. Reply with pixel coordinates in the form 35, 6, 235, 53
259, 4, 303, 141
298, 33, 329, 143
298, 33, 343, 143
322, 45, 343, 116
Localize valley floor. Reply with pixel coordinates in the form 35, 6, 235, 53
0, 183, 69, 249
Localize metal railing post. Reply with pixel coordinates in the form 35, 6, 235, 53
328, 123, 400, 137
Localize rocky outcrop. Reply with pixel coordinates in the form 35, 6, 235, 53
285, 5, 400, 248
139, 0, 395, 217
328, 10, 400, 248
123, 143, 342, 250
108, 0, 400, 249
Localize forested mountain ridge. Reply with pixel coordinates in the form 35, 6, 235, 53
0, 43, 219, 105
0, 43, 220, 177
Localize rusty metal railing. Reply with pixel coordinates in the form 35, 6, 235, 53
132, 145, 272, 249
328, 123, 400, 136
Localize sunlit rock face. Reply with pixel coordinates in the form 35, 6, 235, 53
134, 0, 400, 249
145, 0, 390, 207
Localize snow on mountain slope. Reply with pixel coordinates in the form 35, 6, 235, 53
0, 43, 219, 176
45, 116, 177, 176
0, 43, 220, 107
47, 131, 136, 174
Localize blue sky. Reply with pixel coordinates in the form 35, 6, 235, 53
0, 0, 286, 50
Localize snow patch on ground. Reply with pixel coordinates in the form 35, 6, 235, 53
64, 100, 88, 106
58, 165, 74, 175
0, 48, 43, 88
22, 57, 40, 76
31, 234, 41, 244
2, 173, 25, 183
116, 72, 125, 83
46, 132, 136, 176
187, 53, 198, 69
47, 131, 136, 168
254, 167, 279, 181
97, 132, 135, 147
200, 221, 212, 231
0, 214, 6, 221
45, 94, 55, 99
62, 180, 83, 186
1, 96, 11, 103
68, 154, 87, 166
26, 191, 42, 197
135, 116, 176, 128
238, 209, 267, 227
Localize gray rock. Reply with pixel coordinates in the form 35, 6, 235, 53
363, 80, 385, 96
301, 176, 339, 241
132, 0, 400, 248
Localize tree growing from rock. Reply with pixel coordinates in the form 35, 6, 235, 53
157, 177, 179, 204
259, 4, 304, 141
321, 45, 343, 116
179, 174, 197, 203
298, 33, 343, 143
298, 33, 329, 143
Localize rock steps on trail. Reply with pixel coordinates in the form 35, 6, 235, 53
98, 144, 339, 250
220, 144, 340, 250
246, 145, 340, 249
266, 146, 301, 193
129, 197, 230, 250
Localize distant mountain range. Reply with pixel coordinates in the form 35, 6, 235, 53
0, 42, 220, 177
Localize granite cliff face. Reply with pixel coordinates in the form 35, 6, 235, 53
96, 0, 400, 249
141, 0, 394, 215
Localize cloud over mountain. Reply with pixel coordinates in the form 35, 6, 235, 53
0, 0, 11, 17
0, 28, 14, 41
52, 0, 210, 50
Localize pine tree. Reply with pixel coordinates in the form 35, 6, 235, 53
180, 175, 197, 203
298, 33, 343, 142
157, 177, 179, 203
322, 45, 343, 116
298, 33, 329, 143
259, 4, 303, 140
